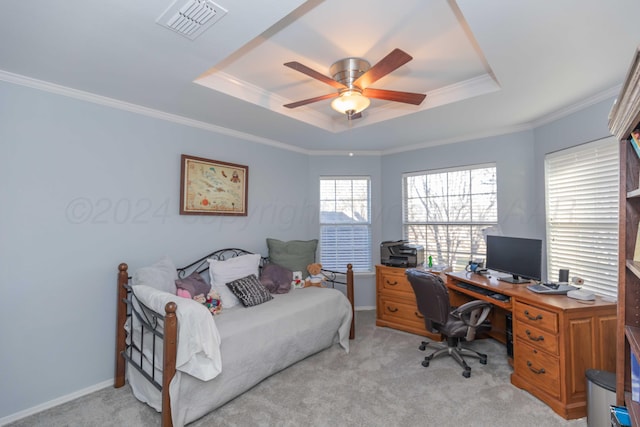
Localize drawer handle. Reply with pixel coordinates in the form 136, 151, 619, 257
526, 361, 546, 375
524, 310, 543, 321
414, 311, 424, 319
386, 280, 398, 286
387, 306, 399, 313
525, 330, 544, 342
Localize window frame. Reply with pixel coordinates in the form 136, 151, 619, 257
402, 163, 497, 271
319, 176, 372, 273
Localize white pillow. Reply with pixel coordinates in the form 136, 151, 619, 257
207, 254, 261, 308
132, 256, 178, 294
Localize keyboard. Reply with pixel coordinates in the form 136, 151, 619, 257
454, 281, 510, 302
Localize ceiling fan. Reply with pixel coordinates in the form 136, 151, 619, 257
283, 48, 426, 120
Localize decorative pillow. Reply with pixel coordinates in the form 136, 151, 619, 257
175, 271, 211, 299
208, 253, 261, 309
177, 288, 191, 299
193, 289, 222, 315
132, 256, 178, 294
226, 274, 273, 307
266, 238, 318, 274
260, 263, 293, 294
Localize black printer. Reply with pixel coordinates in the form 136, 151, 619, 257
380, 240, 425, 268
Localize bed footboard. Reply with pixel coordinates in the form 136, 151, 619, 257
322, 264, 355, 339
114, 263, 177, 427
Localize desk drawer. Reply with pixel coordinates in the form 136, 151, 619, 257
514, 322, 559, 355
514, 301, 558, 333
379, 295, 425, 329
515, 341, 561, 398
379, 271, 414, 295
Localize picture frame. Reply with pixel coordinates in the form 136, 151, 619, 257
180, 154, 248, 216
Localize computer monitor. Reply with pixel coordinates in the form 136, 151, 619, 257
485, 235, 542, 284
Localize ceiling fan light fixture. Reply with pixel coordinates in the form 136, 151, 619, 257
331, 90, 370, 115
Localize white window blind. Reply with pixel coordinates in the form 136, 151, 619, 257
545, 136, 619, 298
402, 164, 497, 271
320, 177, 372, 272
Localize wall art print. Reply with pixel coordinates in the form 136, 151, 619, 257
180, 154, 248, 216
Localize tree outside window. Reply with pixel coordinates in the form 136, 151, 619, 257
403, 165, 497, 270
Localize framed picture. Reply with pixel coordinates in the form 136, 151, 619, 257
180, 154, 248, 216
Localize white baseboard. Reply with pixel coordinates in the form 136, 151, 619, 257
355, 306, 375, 311
0, 380, 112, 426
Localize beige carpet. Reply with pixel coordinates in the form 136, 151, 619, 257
7, 310, 587, 427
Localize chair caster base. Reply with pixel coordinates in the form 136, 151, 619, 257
479, 354, 488, 365
422, 359, 430, 367
462, 369, 471, 378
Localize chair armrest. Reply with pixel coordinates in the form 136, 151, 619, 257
452, 300, 492, 340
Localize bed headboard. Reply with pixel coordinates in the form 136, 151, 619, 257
176, 248, 268, 278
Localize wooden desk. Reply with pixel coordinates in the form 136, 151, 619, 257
446, 271, 616, 420
376, 265, 442, 340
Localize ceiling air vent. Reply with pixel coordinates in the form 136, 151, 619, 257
157, 0, 227, 40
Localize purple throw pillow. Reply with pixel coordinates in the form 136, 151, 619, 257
175, 272, 211, 298
260, 263, 293, 294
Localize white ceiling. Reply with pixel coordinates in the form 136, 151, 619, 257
1, 0, 639, 154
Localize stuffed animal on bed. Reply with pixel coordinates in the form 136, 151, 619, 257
304, 263, 327, 288
291, 271, 304, 289
193, 289, 222, 315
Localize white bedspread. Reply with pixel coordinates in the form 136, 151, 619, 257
127, 286, 352, 427
131, 285, 222, 381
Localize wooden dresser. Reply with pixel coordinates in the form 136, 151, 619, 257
375, 264, 440, 340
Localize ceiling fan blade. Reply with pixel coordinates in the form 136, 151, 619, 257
283, 92, 339, 109
353, 48, 413, 89
363, 88, 426, 105
284, 61, 347, 90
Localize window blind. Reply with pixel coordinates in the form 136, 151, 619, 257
545, 136, 619, 298
320, 177, 372, 272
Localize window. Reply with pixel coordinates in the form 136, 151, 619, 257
403, 164, 497, 271
320, 177, 372, 272
545, 137, 619, 298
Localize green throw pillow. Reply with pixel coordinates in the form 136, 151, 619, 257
266, 238, 318, 274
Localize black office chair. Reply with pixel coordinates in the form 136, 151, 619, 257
406, 268, 492, 378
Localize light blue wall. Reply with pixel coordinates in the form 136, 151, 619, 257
0, 81, 311, 419
0, 78, 617, 421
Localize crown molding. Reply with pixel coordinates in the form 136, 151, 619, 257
531, 85, 620, 129
0, 69, 309, 154
1, 69, 619, 158
381, 123, 534, 155
380, 85, 621, 156
307, 150, 382, 157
